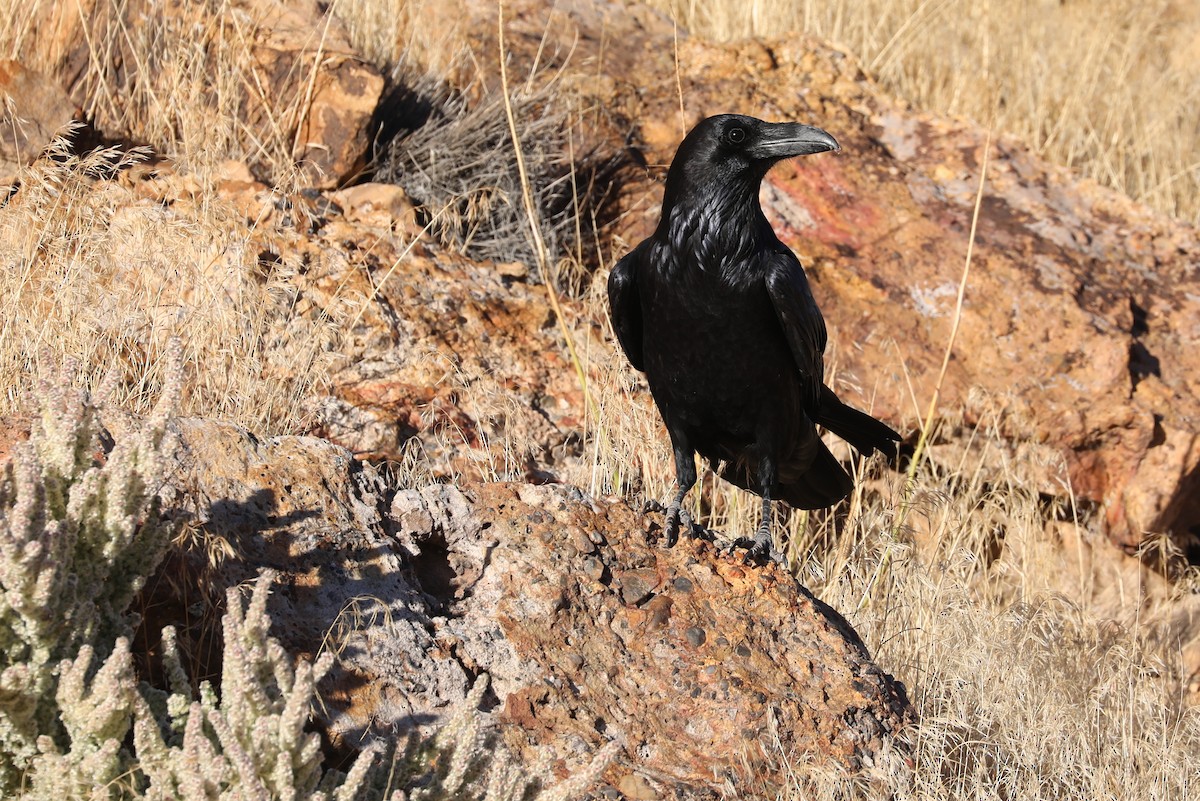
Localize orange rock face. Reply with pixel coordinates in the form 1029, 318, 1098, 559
432, 0, 1200, 553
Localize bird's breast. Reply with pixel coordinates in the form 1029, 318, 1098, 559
637, 262, 798, 436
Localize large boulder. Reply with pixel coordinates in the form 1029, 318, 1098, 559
399, 0, 1200, 553
157, 418, 913, 794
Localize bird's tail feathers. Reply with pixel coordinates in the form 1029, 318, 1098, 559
815, 387, 901, 458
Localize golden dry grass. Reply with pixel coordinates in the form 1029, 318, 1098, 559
650, 0, 1200, 224
0, 141, 344, 431
0, 0, 378, 431
0, 0, 350, 185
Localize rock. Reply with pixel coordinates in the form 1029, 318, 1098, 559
244, 0, 384, 187
18, 0, 381, 188
406, 0, 1200, 552
155, 418, 913, 792
617, 568, 660, 606
392, 482, 913, 786
300, 220, 582, 479
158, 418, 472, 732
62, 143, 581, 485
329, 182, 419, 234
618, 773, 658, 800
0, 416, 29, 465
0, 60, 83, 184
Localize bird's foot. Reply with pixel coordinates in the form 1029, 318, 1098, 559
648, 496, 710, 546
663, 500, 694, 548
729, 524, 784, 564
641, 498, 696, 547
641, 498, 666, 515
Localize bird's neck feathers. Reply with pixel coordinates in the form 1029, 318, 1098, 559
656, 176, 777, 276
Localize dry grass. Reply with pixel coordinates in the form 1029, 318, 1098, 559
796, 463, 1200, 800
0, 139, 343, 431
0, 0, 352, 429
0, 0, 372, 430
374, 69, 620, 274
650, 0, 1200, 223
0, 0, 348, 185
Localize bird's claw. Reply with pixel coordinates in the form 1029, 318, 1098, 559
663, 502, 694, 547
641, 498, 666, 515
642, 498, 695, 547
727, 526, 784, 564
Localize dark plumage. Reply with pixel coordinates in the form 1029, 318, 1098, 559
608, 113, 900, 556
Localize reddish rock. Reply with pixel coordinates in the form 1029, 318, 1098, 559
329, 182, 419, 234
411, 0, 1200, 552
392, 481, 913, 788
0, 416, 30, 465
154, 418, 913, 794
297, 217, 581, 481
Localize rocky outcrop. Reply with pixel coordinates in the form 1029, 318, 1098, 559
9, 0, 1200, 793
18, 0, 381, 187
158, 418, 913, 794
392, 0, 1200, 553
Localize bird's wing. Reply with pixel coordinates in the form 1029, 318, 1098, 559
764, 250, 827, 410
607, 246, 645, 371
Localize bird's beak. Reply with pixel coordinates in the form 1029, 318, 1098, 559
751, 122, 840, 160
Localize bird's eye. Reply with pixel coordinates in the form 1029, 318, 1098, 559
727, 127, 746, 144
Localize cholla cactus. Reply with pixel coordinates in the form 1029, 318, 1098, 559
0, 350, 618, 800
131, 571, 379, 801
20, 639, 140, 799
0, 347, 182, 793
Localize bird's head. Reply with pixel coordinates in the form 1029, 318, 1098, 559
660, 114, 839, 216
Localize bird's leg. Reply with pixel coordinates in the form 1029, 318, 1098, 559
663, 437, 697, 547
663, 485, 694, 547
746, 493, 775, 560
735, 450, 781, 562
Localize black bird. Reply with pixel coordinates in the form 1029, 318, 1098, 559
608, 114, 900, 557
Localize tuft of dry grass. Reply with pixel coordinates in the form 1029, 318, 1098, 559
650, 0, 1200, 224
372, 63, 627, 286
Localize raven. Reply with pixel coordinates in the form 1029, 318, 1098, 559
608, 114, 900, 557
